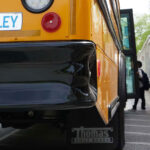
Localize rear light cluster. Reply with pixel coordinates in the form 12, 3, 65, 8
21, 0, 61, 32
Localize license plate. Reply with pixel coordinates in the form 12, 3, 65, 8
0, 13, 22, 31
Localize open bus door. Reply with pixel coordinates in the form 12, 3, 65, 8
120, 9, 138, 99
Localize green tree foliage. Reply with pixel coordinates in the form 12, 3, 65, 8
135, 14, 150, 52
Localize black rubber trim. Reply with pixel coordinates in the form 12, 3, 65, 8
21, 0, 54, 13
117, 51, 126, 149
109, 0, 122, 43
98, 0, 122, 51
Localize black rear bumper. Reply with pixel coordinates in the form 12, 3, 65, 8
0, 41, 97, 110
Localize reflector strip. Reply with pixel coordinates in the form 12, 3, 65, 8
97, 60, 101, 77
70, 0, 76, 34
0, 30, 40, 37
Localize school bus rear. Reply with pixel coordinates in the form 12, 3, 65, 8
0, 0, 119, 125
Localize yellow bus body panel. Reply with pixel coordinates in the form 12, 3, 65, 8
91, 1, 119, 123
0, 0, 92, 42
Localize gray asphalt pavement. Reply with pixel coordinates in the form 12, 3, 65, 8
124, 91, 150, 150
0, 91, 150, 150
0, 123, 67, 150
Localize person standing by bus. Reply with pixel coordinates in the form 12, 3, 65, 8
133, 61, 149, 110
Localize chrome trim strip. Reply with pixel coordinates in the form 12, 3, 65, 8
108, 97, 120, 120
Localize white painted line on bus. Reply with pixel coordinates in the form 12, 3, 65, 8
0, 129, 19, 141
125, 119, 150, 122
125, 124, 150, 128
125, 131, 150, 136
126, 142, 150, 146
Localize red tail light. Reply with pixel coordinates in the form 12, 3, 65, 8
42, 12, 61, 32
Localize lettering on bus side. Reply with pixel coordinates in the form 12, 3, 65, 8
71, 127, 113, 144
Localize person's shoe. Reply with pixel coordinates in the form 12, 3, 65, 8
142, 107, 146, 110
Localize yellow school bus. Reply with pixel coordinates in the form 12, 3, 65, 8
0, 0, 127, 149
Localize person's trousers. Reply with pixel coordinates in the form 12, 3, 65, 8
133, 88, 145, 109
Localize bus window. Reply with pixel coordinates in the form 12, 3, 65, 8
121, 13, 131, 50
126, 57, 135, 94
